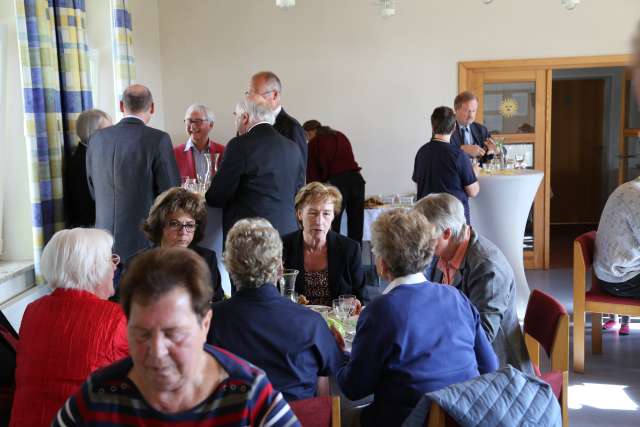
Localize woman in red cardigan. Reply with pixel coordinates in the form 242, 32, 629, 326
9, 228, 128, 427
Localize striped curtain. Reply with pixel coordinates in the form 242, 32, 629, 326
111, 0, 135, 107
14, 0, 93, 280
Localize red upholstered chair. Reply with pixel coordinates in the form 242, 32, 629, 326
573, 231, 640, 374
0, 311, 18, 425
289, 396, 340, 427
523, 289, 569, 427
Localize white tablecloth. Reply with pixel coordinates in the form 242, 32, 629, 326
199, 206, 231, 295
340, 206, 409, 241
469, 170, 543, 318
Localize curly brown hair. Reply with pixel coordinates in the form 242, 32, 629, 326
142, 187, 207, 246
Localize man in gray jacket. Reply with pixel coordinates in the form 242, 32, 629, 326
415, 193, 534, 375
87, 84, 180, 261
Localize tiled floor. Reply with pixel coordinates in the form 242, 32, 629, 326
527, 269, 640, 427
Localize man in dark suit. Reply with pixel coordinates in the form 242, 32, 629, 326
450, 91, 498, 163
205, 98, 305, 238
246, 71, 307, 170
86, 84, 180, 261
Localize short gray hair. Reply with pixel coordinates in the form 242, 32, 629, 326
41, 228, 114, 292
253, 70, 282, 93
184, 103, 215, 123
413, 193, 467, 242
122, 84, 153, 113
76, 109, 111, 144
224, 218, 282, 289
235, 98, 276, 125
371, 209, 437, 278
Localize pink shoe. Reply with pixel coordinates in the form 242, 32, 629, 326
602, 319, 619, 330
619, 323, 631, 335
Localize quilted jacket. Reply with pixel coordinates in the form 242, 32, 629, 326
403, 365, 561, 427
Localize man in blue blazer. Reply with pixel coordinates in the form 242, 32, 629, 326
450, 91, 498, 164
205, 98, 305, 239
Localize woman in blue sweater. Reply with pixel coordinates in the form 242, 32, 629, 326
337, 208, 498, 427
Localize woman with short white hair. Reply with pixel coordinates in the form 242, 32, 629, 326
336, 208, 497, 426
414, 192, 534, 375
10, 228, 128, 427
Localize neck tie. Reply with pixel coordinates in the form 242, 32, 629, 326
461, 126, 472, 145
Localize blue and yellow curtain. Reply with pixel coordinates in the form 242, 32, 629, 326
15, 0, 93, 280
111, 0, 135, 100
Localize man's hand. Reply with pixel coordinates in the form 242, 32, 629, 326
461, 144, 486, 158
330, 324, 346, 352
484, 138, 497, 155
353, 299, 363, 315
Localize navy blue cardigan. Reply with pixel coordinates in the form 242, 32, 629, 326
207, 284, 346, 401
337, 280, 498, 426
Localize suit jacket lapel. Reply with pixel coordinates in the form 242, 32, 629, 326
471, 122, 483, 146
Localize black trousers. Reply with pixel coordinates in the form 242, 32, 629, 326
600, 273, 640, 298
329, 171, 365, 243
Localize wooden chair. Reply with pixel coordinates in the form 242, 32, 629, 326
523, 289, 569, 427
573, 231, 640, 373
289, 396, 340, 427
426, 401, 459, 427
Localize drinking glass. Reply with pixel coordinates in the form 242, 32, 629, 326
339, 294, 357, 317
515, 153, 525, 169
332, 298, 348, 320
278, 269, 299, 298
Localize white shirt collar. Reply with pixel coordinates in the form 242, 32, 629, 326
382, 272, 427, 295
274, 105, 283, 116
122, 114, 145, 122
247, 121, 271, 133
184, 137, 210, 153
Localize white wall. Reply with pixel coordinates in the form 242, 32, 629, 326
129, 0, 166, 130
0, 0, 33, 261
142, 0, 640, 195
86, 0, 117, 119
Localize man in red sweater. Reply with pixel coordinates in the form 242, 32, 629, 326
174, 103, 225, 183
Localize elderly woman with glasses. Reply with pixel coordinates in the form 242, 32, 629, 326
54, 247, 299, 426
117, 187, 223, 301
414, 193, 534, 376
336, 209, 498, 427
282, 182, 365, 307
208, 219, 346, 401
10, 228, 128, 427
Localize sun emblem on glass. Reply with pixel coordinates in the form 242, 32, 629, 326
499, 98, 519, 118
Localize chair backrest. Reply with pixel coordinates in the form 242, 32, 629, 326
289, 396, 340, 427
574, 231, 596, 269
523, 289, 569, 372
426, 401, 460, 427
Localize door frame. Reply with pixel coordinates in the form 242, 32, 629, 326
459, 54, 631, 269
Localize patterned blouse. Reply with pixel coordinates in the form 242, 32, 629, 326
304, 270, 332, 306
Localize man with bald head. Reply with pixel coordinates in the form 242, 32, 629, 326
86, 84, 180, 261
246, 71, 307, 171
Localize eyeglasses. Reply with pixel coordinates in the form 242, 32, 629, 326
166, 220, 197, 233
184, 119, 210, 126
244, 89, 276, 97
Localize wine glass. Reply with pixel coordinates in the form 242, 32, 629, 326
339, 295, 357, 317
515, 153, 525, 169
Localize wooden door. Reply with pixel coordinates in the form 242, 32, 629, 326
551, 79, 605, 224
620, 69, 640, 184
463, 69, 550, 269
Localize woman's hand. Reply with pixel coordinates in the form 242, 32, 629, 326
330, 324, 346, 352
353, 299, 363, 315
